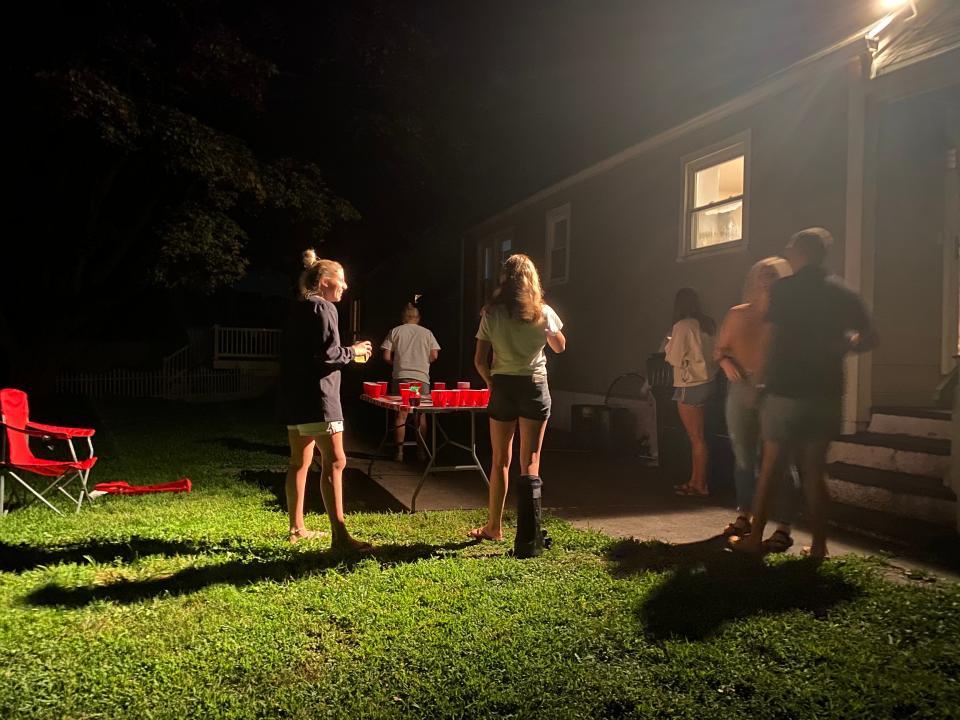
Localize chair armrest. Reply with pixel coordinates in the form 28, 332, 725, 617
26, 421, 96, 438
1, 422, 71, 440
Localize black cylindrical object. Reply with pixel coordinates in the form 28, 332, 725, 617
514, 474, 550, 558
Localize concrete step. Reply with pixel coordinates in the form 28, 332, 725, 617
868, 406, 952, 440
828, 432, 950, 478
826, 462, 956, 526
828, 501, 959, 552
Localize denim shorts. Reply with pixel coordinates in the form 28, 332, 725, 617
672, 381, 714, 407
488, 374, 551, 422
761, 394, 841, 442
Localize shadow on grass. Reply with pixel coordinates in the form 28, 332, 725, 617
607, 537, 862, 640
0, 537, 234, 574
24, 540, 475, 608
238, 467, 407, 514
211, 437, 289, 456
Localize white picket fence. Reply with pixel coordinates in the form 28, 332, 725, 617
55, 367, 262, 399
55, 326, 281, 399
214, 325, 281, 361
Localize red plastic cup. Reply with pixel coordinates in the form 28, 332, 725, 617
447, 389, 461, 407
473, 389, 485, 406
400, 388, 411, 406
363, 382, 377, 397
479, 388, 490, 406
433, 382, 446, 390
399, 382, 411, 392
433, 389, 447, 407
378, 381, 389, 396
457, 381, 470, 389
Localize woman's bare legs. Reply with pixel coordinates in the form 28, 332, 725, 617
677, 402, 709, 494
285, 430, 326, 542
315, 431, 371, 551
518, 416, 548, 476
471, 418, 516, 540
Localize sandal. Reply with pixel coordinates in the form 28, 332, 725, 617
288, 528, 329, 544
723, 515, 751, 537
468, 526, 503, 542
760, 529, 794, 554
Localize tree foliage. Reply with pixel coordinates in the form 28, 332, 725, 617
19, 0, 357, 298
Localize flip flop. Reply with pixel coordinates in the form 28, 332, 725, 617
468, 527, 503, 542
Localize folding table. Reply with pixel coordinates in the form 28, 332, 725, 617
361, 394, 489, 511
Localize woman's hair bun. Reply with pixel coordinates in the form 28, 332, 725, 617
302, 248, 318, 269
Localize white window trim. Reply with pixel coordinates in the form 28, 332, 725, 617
678, 130, 751, 261
545, 203, 571, 286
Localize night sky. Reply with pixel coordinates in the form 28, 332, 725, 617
2, 0, 885, 363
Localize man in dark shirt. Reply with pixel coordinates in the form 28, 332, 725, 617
738, 228, 877, 560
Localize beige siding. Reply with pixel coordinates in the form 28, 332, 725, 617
870, 88, 954, 407
466, 72, 851, 396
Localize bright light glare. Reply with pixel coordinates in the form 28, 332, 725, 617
880, 0, 908, 8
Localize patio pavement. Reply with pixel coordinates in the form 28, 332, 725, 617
346, 426, 960, 583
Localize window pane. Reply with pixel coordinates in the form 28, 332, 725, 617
551, 248, 566, 280
552, 219, 568, 249
691, 200, 743, 249
694, 155, 743, 209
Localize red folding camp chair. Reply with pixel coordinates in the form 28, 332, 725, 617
0, 388, 97, 515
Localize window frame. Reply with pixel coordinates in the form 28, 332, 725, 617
544, 203, 571, 286
678, 130, 751, 260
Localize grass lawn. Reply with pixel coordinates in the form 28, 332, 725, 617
1, 398, 958, 719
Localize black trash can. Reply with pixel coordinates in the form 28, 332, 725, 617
570, 403, 635, 453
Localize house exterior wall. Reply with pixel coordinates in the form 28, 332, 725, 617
870, 86, 956, 407
464, 70, 852, 433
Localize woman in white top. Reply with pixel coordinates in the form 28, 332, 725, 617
665, 287, 717, 497
470, 254, 566, 545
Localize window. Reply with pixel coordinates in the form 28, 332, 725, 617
545, 204, 571, 285
680, 132, 750, 257
478, 229, 513, 306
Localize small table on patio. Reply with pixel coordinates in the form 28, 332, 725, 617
361, 394, 489, 511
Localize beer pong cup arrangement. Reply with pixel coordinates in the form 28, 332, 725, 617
363, 382, 384, 398
367, 381, 487, 407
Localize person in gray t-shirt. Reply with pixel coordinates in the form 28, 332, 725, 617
381, 303, 440, 461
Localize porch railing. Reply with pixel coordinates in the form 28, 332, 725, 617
213, 325, 282, 361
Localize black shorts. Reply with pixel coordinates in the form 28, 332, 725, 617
488, 374, 551, 422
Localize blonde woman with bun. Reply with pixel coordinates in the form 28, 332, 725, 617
277, 249, 372, 549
